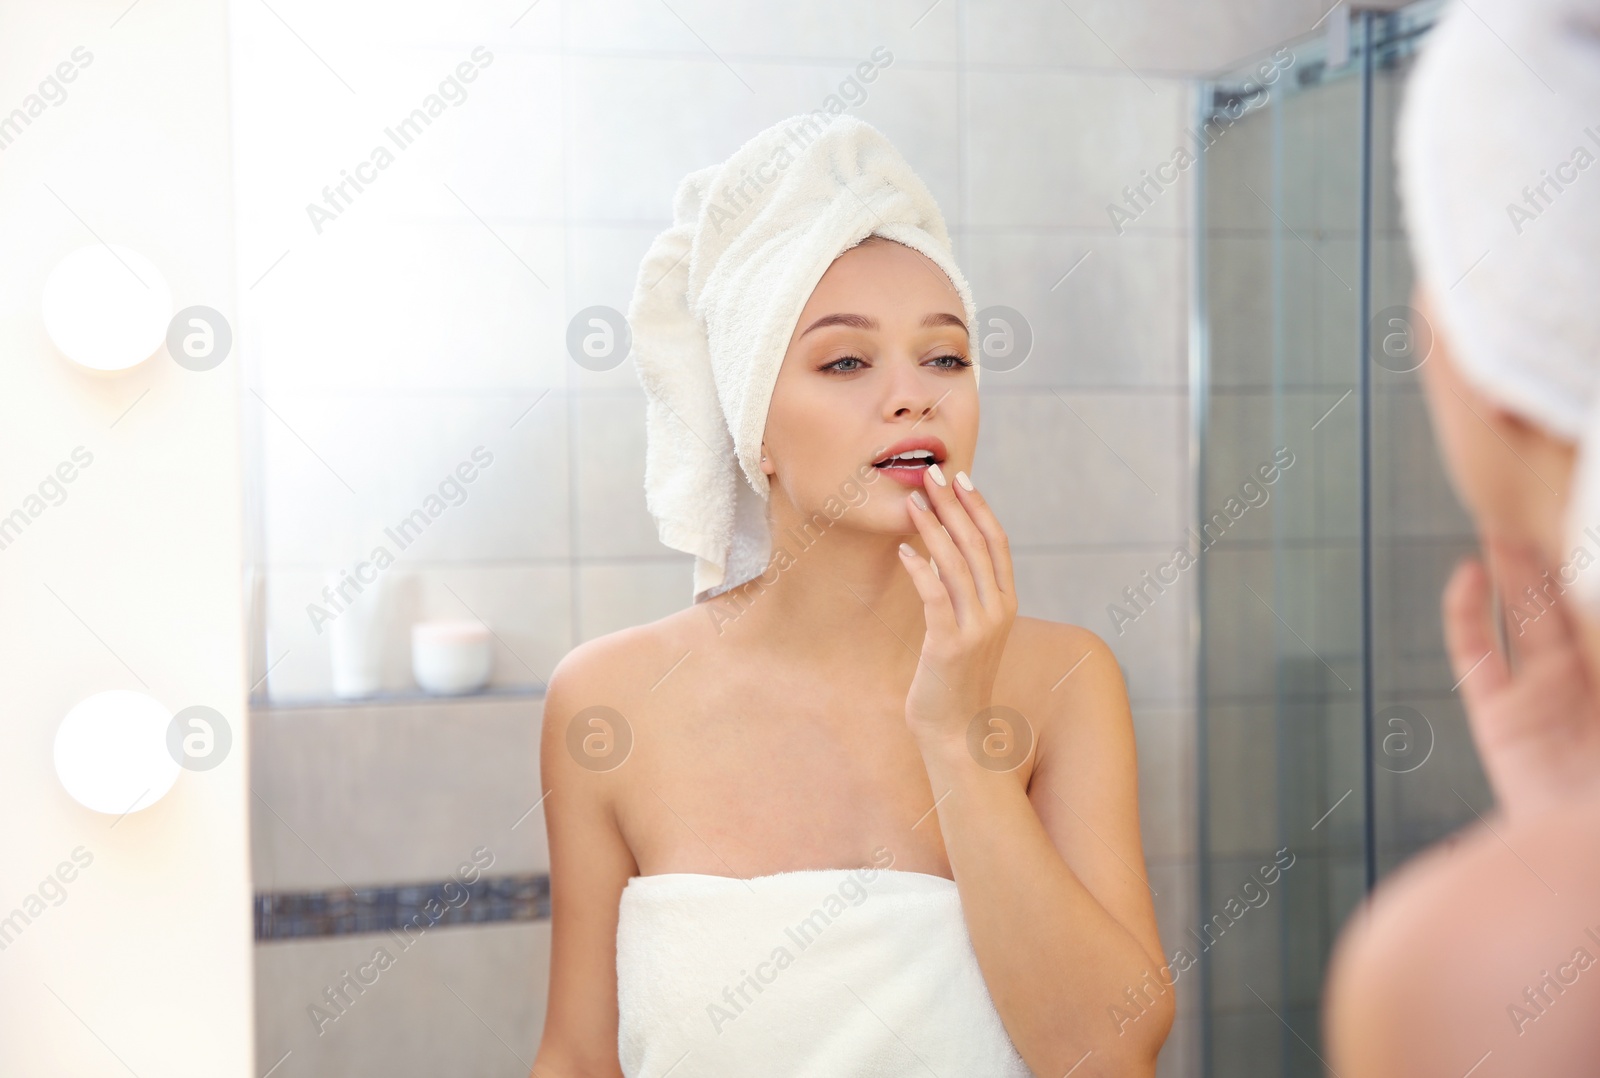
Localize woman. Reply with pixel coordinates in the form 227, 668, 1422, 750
1325, 0, 1600, 1073
531, 114, 1172, 1076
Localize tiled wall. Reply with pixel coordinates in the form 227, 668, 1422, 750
235, 2, 1352, 1076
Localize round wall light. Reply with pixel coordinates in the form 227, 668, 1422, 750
41, 243, 172, 372
53, 690, 180, 815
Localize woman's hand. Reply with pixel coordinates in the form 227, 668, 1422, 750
895, 466, 1018, 751
1443, 536, 1600, 820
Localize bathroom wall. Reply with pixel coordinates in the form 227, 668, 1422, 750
0, 0, 254, 1073
235, 2, 1360, 1076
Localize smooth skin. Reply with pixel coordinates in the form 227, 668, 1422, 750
1322, 285, 1600, 1076
531, 236, 1173, 1077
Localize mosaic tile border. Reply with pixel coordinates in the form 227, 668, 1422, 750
255, 873, 550, 941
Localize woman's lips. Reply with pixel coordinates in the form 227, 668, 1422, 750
874, 461, 932, 488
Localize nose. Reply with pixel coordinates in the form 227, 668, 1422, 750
885, 366, 947, 422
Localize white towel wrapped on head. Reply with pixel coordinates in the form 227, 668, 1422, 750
1398, 0, 1600, 607
628, 114, 980, 604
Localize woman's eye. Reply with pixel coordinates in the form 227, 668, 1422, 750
822, 355, 866, 373
821, 354, 972, 374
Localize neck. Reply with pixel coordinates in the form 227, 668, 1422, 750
707, 513, 929, 677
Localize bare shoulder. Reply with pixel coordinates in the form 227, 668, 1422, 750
1004, 615, 1129, 716
540, 607, 710, 783
1325, 794, 1600, 1076
547, 606, 712, 711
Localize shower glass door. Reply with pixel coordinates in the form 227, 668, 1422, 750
1193, 4, 1482, 1075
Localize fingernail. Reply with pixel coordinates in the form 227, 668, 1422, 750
911, 490, 929, 511
955, 470, 973, 491
899, 542, 916, 557
927, 462, 947, 486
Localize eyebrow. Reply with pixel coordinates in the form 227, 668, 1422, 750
798, 311, 967, 338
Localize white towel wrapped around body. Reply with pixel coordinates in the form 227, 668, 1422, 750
615, 867, 1032, 1076
628, 114, 979, 604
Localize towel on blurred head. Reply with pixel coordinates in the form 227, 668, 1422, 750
627, 113, 978, 604
1398, 0, 1600, 607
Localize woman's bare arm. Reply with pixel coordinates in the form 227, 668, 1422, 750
531, 643, 638, 1078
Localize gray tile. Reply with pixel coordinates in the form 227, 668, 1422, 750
1157, 1012, 1200, 1078
1148, 858, 1198, 1001
1013, 547, 1194, 708
1134, 706, 1197, 861
250, 696, 549, 891
1373, 386, 1473, 540
254, 921, 549, 1078
1201, 235, 1274, 391
1200, 854, 1288, 1012
1204, 704, 1279, 859
1200, 390, 1336, 549
1371, 535, 1477, 700
577, 559, 697, 641
1201, 99, 1277, 234
1380, 692, 1491, 852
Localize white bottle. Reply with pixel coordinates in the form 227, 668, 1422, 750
327, 569, 392, 699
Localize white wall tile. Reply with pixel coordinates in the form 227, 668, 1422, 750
257, 391, 568, 567
565, 53, 958, 224
979, 390, 1188, 546
966, 0, 1331, 76
963, 230, 1187, 388
246, 216, 565, 393
573, 389, 662, 559
563, 0, 958, 63
966, 69, 1188, 230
